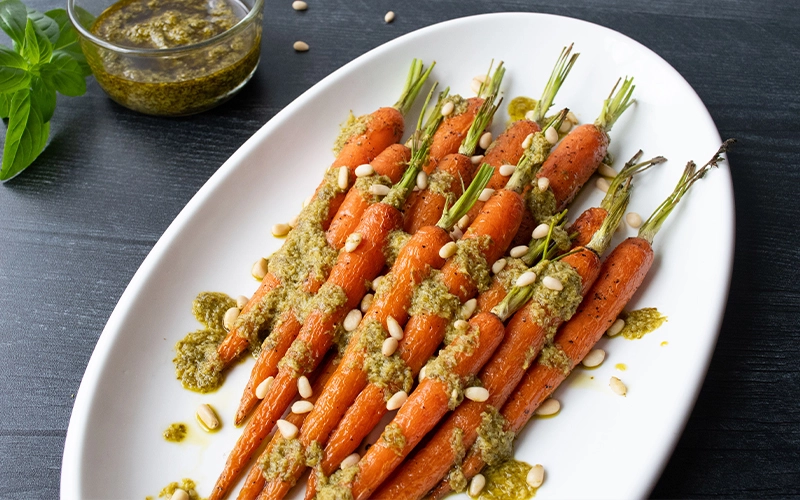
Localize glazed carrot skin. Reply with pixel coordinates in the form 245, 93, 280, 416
404, 154, 474, 233
348, 312, 506, 500
237, 353, 339, 500
209, 202, 403, 500
327, 143, 411, 249
428, 238, 654, 500
218, 273, 281, 365
423, 98, 483, 174
374, 248, 601, 500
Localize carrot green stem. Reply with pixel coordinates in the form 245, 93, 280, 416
478, 61, 506, 99
638, 139, 734, 244
437, 163, 495, 231
595, 77, 635, 132
585, 182, 631, 255
491, 272, 536, 322
601, 151, 667, 211
505, 109, 568, 193
458, 93, 502, 156
530, 44, 579, 125
394, 59, 436, 116
521, 210, 568, 266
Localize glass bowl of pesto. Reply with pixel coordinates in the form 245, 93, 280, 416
67, 0, 264, 116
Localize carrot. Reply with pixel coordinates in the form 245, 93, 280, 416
209, 91, 446, 500
428, 142, 733, 499
214, 60, 434, 369
256, 166, 496, 500
346, 312, 507, 500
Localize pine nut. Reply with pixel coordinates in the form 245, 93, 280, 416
598, 162, 617, 178
479, 132, 493, 150
343, 309, 362, 332
419, 365, 427, 380
470, 154, 484, 165
255, 376, 273, 399
337, 165, 349, 190
303, 195, 313, 208
610, 376, 627, 396
567, 111, 579, 124
439, 241, 458, 259
384, 10, 395, 23
535, 398, 560, 416
170, 489, 189, 500
298, 375, 313, 399
372, 275, 383, 290
451, 226, 463, 241
252, 257, 268, 280
457, 214, 470, 229
492, 258, 507, 274
509, 245, 528, 258
272, 223, 291, 237
277, 419, 299, 438
470, 78, 484, 95
355, 164, 374, 177
292, 400, 314, 414
542, 276, 563, 291
524, 110, 536, 121
382, 337, 398, 356
416, 171, 428, 190
288, 214, 299, 228
196, 404, 220, 430
545, 127, 559, 145
387, 316, 404, 340
341, 452, 360, 469
532, 223, 550, 240
370, 184, 390, 196
626, 212, 643, 228
526, 464, 545, 488
582, 348, 606, 368
596, 177, 610, 193
236, 295, 249, 309
441, 101, 455, 116
469, 474, 486, 497
345, 232, 362, 252
521, 133, 534, 149
515, 271, 537, 287
464, 386, 489, 402
292, 0, 307, 10
607, 318, 625, 336
454, 319, 469, 330
537, 176, 550, 191
386, 390, 408, 410
559, 119, 572, 134
499, 164, 516, 176
478, 188, 495, 202
293, 40, 309, 52
223, 307, 239, 331
360, 293, 374, 312
461, 298, 477, 320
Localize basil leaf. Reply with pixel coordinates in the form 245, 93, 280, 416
0, 87, 50, 182
40, 51, 85, 96
27, 7, 59, 45
31, 75, 54, 122
0, 93, 10, 118
45, 9, 93, 77
44, 9, 77, 50
0, 0, 26, 48
0, 46, 29, 93
21, 18, 52, 66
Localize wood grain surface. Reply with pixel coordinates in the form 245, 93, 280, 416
0, 0, 798, 498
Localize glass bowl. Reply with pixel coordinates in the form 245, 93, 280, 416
67, 0, 263, 116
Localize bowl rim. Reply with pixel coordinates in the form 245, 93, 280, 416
67, 0, 264, 56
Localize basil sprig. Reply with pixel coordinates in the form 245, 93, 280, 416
0, 0, 93, 182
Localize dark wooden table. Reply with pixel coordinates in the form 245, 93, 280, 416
1, 0, 798, 498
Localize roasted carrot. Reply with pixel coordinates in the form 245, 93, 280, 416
428, 142, 733, 499
256, 166, 496, 500
215, 60, 434, 370
209, 91, 446, 500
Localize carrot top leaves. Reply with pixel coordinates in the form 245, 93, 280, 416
521, 209, 569, 266
393, 59, 436, 116
585, 181, 631, 255
529, 44, 579, 125
437, 163, 495, 231
601, 151, 667, 211
477, 60, 505, 99
595, 76, 635, 132
458, 92, 502, 157
638, 139, 734, 244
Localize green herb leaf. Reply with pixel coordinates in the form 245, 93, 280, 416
31, 75, 55, 121
0, 93, 11, 118
45, 9, 93, 77
26, 7, 58, 45
40, 51, 85, 96
0, 87, 50, 182
21, 18, 52, 66
0, 45, 30, 93
0, 0, 27, 48
44, 9, 77, 50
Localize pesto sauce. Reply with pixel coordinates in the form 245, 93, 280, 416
355, 174, 392, 204
278, 338, 314, 377
427, 170, 457, 208
446, 427, 468, 495
259, 436, 305, 483
360, 319, 413, 398
480, 460, 537, 500
408, 272, 460, 319
316, 464, 359, 500
163, 422, 187, 442
425, 323, 481, 409
526, 183, 557, 223
620, 308, 667, 340
507, 96, 537, 123
155, 478, 202, 499
445, 94, 469, 116
89, 0, 260, 116
382, 422, 407, 456
384, 230, 411, 267
495, 258, 529, 293
454, 235, 493, 294
474, 406, 514, 467
537, 344, 571, 375
333, 112, 371, 155
528, 261, 583, 322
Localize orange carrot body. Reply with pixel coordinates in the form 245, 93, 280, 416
423, 98, 483, 174
403, 154, 475, 233
569, 206, 608, 248
210, 202, 403, 500
429, 238, 654, 499
218, 273, 281, 365
349, 312, 506, 500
